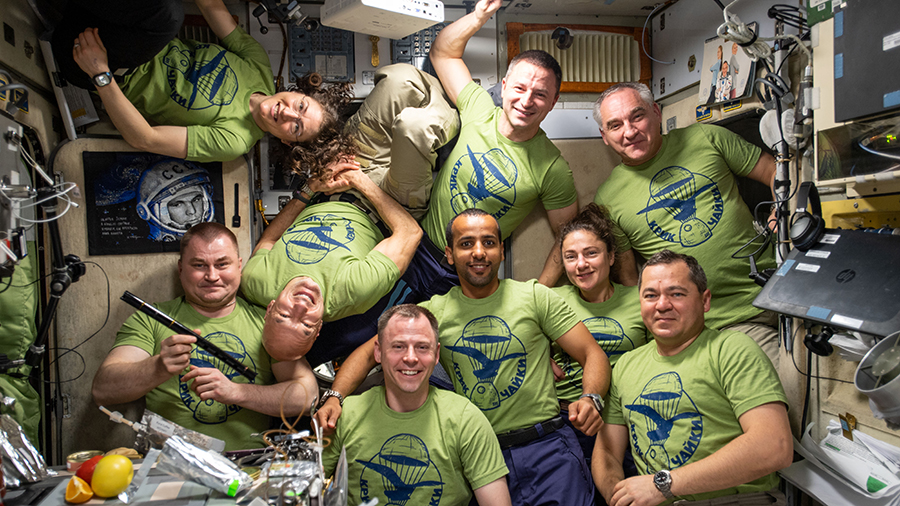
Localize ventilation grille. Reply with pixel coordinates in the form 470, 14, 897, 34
519, 31, 640, 83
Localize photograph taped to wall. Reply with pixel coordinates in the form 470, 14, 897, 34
83, 152, 225, 255
698, 26, 757, 106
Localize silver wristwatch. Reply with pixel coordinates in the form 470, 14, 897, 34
653, 469, 674, 499
318, 389, 344, 409
579, 393, 604, 414
92, 71, 112, 87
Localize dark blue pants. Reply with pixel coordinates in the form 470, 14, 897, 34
560, 410, 637, 506
502, 424, 595, 506
305, 231, 458, 367
51, 0, 184, 89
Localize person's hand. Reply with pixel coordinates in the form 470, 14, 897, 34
158, 333, 196, 375
568, 397, 603, 436
313, 396, 342, 436
610, 475, 666, 506
550, 358, 565, 382
308, 158, 361, 195
476, 0, 502, 21
72, 28, 111, 78
182, 365, 240, 404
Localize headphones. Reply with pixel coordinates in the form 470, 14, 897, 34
789, 181, 825, 251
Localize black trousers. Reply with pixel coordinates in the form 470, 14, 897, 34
50, 0, 184, 89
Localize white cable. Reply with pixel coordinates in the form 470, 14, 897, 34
717, 2, 812, 70
15, 137, 55, 186
642, 3, 676, 65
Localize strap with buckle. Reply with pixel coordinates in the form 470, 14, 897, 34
496, 416, 565, 449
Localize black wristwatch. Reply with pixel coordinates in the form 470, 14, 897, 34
317, 389, 344, 409
653, 469, 674, 499
579, 393, 604, 414
92, 72, 113, 87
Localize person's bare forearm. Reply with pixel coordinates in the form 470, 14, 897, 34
253, 198, 306, 254
431, 0, 496, 62
94, 84, 188, 159
351, 173, 419, 240
537, 248, 564, 286
331, 337, 378, 397
92, 356, 171, 406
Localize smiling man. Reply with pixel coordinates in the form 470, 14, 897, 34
592, 250, 791, 506
322, 304, 512, 506
420, 0, 578, 287
60, 0, 340, 163
92, 223, 317, 451
592, 82, 780, 367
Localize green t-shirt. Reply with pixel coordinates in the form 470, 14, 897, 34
420, 279, 580, 434
241, 201, 400, 322
421, 81, 577, 249
604, 327, 788, 502
120, 26, 275, 162
594, 123, 775, 329
323, 386, 508, 506
551, 284, 648, 402
115, 297, 276, 451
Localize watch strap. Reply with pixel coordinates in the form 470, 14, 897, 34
318, 389, 344, 409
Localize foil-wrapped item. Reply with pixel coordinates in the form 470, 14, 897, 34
236, 459, 319, 506
135, 410, 226, 454
0, 414, 52, 488
157, 436, 251, 497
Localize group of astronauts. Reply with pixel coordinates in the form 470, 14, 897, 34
63, 0, 795, 504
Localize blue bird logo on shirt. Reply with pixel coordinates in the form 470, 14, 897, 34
163, 44, 238, 110
448, 146, 518, 219
637, 166, 724, 248
625, 372, 703, 471
282, 213, 355, 264
357, 434, 444, 506
450, 316, 527, 410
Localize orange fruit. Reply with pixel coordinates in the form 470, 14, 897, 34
90, 455, 134, 497
65, 476, 93, 504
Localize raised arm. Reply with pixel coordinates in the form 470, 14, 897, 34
194, 0, 238, 41
554, 321, 610, 436
181, 356, 318, 417
73, 28, 188, 158
92, 333, 196, 406
429, 0, 501, 104
342, 169, 423, 274
538, 202, 578, 286
253, 198, 307, 254
313, 336, 377, 435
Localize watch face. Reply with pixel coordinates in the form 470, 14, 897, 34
94, 73, 111, 87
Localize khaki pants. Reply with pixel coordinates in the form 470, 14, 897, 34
722, 310, 780, 369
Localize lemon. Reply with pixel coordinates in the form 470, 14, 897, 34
65, 476, 93, 504
90, 455, 134, 497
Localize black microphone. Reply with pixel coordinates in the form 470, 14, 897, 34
121, 291, 257, 381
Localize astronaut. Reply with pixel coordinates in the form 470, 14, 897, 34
136, 159, 214, 241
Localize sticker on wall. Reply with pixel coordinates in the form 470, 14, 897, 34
696, 105, 712, 122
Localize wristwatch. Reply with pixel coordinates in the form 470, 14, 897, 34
653, 469, 675, 499
317, 389, 344, 409
292, 180, 317, 205
579, 393, 604, 414
92, 72, 113, 88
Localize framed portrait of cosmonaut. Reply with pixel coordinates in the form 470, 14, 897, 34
83, 152, 225, 255
698, 24, 758, 106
